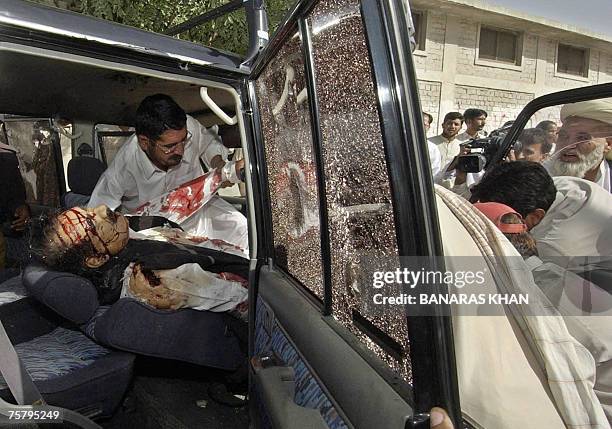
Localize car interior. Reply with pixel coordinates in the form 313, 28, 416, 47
0, 32, 255, 428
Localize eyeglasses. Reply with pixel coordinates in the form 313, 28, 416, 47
153, 131, 192, 154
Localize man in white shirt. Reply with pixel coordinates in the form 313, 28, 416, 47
423, 111, 441, 175
428, 111, 463, 169
88, 94, 248, 251
457, 108, 488, 143
545, 98, 612, 193
435, 109, 490, 196
471, 164, 612, 421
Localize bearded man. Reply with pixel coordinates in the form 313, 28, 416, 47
546, 98, 612, 192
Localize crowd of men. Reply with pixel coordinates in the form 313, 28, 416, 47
423, 100, 611, 194
426, 100, 612, 423
0, 78, 607, 426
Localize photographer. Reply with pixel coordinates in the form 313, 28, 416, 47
434, 145, 482, 198
436, 122, 514, 199
457, 108, 488, 142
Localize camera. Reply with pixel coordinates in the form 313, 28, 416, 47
456, 125, 511, 173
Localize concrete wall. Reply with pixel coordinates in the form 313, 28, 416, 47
418, 80, 442, 129
414, 8, 612, 136
454, 85, 534, 128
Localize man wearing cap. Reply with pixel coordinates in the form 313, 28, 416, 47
474, 200, 612, 424
469, 160, 612, 291
546, 98, 612, 192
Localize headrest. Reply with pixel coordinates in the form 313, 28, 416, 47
23, 263, 99, 325
67, 157, 106, 196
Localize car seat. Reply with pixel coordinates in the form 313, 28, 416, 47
62, 147, 106, 208
0, 245, 246, 420
0, 272, 135, 419
20, 263, 245, 371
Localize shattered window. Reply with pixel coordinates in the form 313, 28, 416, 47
307, 0, 411, 382
256, 30, 325, 301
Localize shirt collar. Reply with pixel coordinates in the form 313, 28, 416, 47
439, 134, 458, 143
464, 130, 483, 139
135, 141, 192, 179
136, 146, 160, 179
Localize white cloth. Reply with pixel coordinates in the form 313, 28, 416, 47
121, 262, 248, 312
595, 160, 611, 193
526, 255, 612, 422
436, 185, 609, 428
531, 177, 612, 279
427, 140, 441, 175
561, 99, 612, 126
428, 134, 461, 169
88, 115, 248, 250
448, 170, 484, 200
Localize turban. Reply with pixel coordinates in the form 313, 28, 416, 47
560, 98, 612, 125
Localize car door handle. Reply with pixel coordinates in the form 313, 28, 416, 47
254, 365, 328, 429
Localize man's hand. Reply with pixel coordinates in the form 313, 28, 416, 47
454, 169, 467, 186
210, 155, 225, 170
445, 145, 470, 172
430, 407, 454, 429
11, 204, 30, 232
217, 158, 246, 188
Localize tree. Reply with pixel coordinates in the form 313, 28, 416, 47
28, 0, 293, 55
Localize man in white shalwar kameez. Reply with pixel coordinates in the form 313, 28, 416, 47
88, 94, 248, 252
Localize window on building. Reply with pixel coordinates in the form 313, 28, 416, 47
411, 11, 427, 51
556, 43, 589, 77
478, 26, 521, 65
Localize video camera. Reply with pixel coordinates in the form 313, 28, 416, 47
455, 124, 512, 173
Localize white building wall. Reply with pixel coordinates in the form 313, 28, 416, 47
454, 86, 534, 129
415, 8, 612, 136
418, 80, 442, 132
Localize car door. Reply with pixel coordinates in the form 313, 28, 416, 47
246, 0, 461, 427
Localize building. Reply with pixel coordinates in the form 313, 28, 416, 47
411, 0, 612, 135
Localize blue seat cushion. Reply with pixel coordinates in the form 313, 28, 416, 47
23, 264, 99, 325
0, 327, 110, 387
0, 307, 134, 419
82, 300, 244, 370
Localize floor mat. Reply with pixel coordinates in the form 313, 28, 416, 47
101, 358, 249, 429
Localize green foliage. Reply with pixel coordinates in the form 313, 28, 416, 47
27, 0, 294, 55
